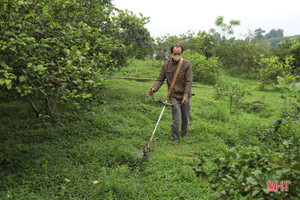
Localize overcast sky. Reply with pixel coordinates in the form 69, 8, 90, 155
113, 0, 300, 39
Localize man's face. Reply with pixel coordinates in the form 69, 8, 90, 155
171, 47, 182, 58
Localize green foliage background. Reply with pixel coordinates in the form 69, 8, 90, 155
1, 3, 300, 200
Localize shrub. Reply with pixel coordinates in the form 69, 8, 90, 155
214, 40, 267, 79
214, 82, 253, 114
258, 56, 294, 89
184, 50, 221, 84
272, 38, 300, 75
0, 0, 152, 117
193, 137, 300, 199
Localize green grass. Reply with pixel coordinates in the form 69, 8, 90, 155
113, 58, 164, 79
0, 59, 299, 199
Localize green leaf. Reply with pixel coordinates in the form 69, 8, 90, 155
252, 189, 260, 197
0, 79, 5, 85
1, 44, 7, 50
225, 174, 234, 181
252, 170, 262, 180
277, 76, 285, 86
282, 140, 289, 146
244, 185, 251, 191
81, 93, 92, 98
295, 82, 300, 92
19, 33, 27, 37
220, 190, 226, 195
25, 13, 32, 19
275, 169, 290, 177
43, 4, 49, 14
17, 0, 25, 5
237, 174, 243, 182
9, 46, 16, 52
246, 177, 258, 185
228, 147, 237, 159
5, 80, 12, 90
19, 75, 27, 83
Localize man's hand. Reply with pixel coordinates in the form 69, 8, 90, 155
181, 97, 188, 105
149, 87, 156, 96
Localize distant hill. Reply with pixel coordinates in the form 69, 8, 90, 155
268, 34, 300, 47
286, 34, 300, 38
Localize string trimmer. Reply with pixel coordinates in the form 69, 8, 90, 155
142, 95, 173, 157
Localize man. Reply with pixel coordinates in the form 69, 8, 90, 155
149, 43, 193, 142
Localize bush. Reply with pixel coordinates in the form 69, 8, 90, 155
0, 0, 152, 117
193, 137, 300, 199
258, 56, 294, 88
214, 82, 253, 114
272, 38, 300, 76
214, 40, 267, 79
184, 50, 221, 84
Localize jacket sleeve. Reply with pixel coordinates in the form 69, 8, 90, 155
153, 62, 167, 91
184, 62, 193, 98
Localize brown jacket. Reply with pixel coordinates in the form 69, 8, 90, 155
153, 58, 193, 100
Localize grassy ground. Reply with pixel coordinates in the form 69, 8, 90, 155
0, 59, 299, 199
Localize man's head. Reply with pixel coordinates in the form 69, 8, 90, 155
171, 43, 183, 62
171, 43, 184, 53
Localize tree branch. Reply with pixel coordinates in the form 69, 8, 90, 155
26, 97, 40, 118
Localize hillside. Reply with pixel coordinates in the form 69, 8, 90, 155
0, 58, 299, 199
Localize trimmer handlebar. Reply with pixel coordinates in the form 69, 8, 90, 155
150, 91, 175, 107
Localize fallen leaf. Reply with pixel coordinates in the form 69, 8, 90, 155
43, 161, 48, 167
93, 181, 99, 184
65, 178, 71, 183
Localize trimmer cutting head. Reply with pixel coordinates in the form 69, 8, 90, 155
143, 146, 150, 157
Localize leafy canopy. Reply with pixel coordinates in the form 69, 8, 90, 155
0, 0, 153, 117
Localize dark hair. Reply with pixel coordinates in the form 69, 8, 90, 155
171, 43, 184, 53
